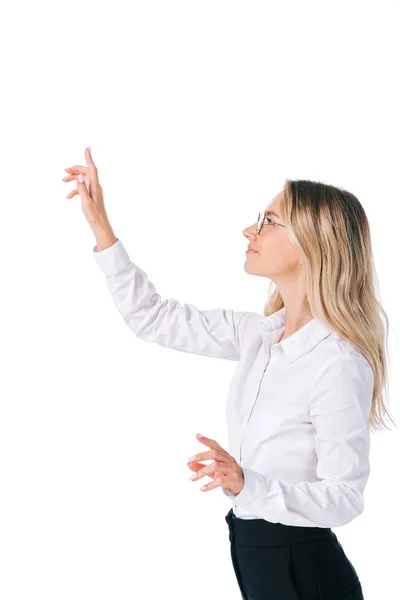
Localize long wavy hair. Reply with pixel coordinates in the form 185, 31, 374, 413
263, 179, 396, 433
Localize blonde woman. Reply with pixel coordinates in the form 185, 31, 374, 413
63, 148, 394, 600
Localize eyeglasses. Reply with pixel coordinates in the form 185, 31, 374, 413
257, 211, 285, 234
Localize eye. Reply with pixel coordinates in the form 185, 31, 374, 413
265, 217, 275, 226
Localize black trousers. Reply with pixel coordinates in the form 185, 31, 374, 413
225, 508, 364, 600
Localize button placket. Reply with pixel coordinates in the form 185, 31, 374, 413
238, 342, 282, 464
238, 357, 271, 464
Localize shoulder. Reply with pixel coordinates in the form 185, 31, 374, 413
236, 310, 265, 341
313, 332, 374, 387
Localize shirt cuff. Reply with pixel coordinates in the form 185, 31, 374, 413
222, 486, 236, 498
232, 466, 267, 506
222, 467, 262, 501
92, 237, 131, 277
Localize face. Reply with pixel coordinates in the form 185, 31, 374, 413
242, 191, 302, 281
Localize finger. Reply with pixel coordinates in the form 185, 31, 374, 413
188, 462, 206, 475
192, 462, 227, 481
76, 172, 92, 202
85, 146, 97, 172
64, 173, 89, 198
196, 433, 223, 451
84, 147, 101, 191
187, 462, 201, 472
66, 189, 80, 199
188, 460, 216, 472
191, 449, 228, 463
188, 461, 223, 480
64, 165, 88, 174
200, 477, 223, 492
62, 174, 86, 183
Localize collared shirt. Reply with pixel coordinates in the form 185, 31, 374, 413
93, 238, 374, 528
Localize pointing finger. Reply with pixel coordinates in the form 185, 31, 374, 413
85, 146, 97, 172
196, 434, 223, 451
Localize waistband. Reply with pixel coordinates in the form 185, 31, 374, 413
225, 508, 333, 547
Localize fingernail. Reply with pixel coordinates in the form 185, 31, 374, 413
189, 474, 197, 481
188, 455, 197, 462
197, 433, 204, 438
78, 173, 85, 183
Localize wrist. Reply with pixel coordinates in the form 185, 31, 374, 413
92, 219, 118, 251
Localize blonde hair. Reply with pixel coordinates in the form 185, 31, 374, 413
263, 178, 396, 432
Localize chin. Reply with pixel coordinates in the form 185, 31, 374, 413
244, 262, 259, 274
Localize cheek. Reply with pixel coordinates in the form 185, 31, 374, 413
259, 238, 300, 266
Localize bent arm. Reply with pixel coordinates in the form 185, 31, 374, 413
225, 353, 374, 527
93, 237, 255, 361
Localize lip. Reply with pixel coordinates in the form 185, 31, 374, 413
246, 248, 259, 253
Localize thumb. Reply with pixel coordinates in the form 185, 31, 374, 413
76, 173, 91, 200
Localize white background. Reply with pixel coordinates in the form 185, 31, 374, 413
1, 1, 399, 598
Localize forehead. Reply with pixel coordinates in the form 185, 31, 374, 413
264, 191, 283, 217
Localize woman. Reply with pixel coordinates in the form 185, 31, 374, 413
63, 148, 394, 599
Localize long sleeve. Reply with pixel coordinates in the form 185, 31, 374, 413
92, 237, 254, 361
230, 353, 374, 527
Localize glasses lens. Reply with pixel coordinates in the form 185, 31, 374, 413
257, 211, 264, 234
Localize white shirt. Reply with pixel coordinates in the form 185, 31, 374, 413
93, 237, 374, 528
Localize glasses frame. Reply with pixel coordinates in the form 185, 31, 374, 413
257, 211, 285, 235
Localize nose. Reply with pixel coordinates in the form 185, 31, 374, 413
242, 223, 257, 239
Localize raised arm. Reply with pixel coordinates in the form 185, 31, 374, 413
62, 147, 256, 362
93, 236, 254, 361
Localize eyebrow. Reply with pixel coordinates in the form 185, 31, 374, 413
265, 210, 282, 220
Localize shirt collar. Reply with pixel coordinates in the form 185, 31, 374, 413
259, 306, 333, 363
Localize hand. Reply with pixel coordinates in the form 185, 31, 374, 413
187, 433, 244, 495
62, 147, 109, 228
